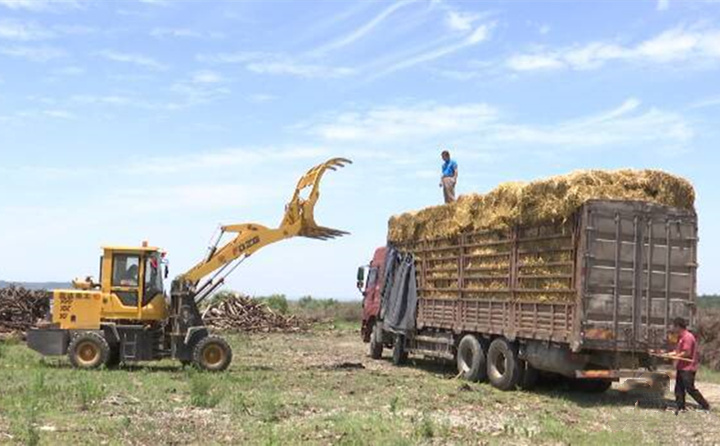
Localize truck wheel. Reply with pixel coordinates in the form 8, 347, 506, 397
456, 334, 487, 382
68, 332, 110, 369
487, 338, 521, 391
192, 336, 232, 372
392, 334, 407, 366
369, 323, 383, 360
518, 360, 539, 390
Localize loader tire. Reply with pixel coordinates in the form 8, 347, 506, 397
193, 336, 232, 372
456, 334, 487, 382
68, 332, 110, 369
369, 323, 383, 360
392, 334, 408, 366
487, 338, 521, 391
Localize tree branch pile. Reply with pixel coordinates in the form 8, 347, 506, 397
202, 294, 307, 333
0, 285, 50, 336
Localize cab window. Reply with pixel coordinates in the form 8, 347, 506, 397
112, 255, 140, 287
143, 254, 164, 305
366, 267, 378, 289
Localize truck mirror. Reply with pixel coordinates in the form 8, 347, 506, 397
165, 265, 169, 279
357, 266, 365, 282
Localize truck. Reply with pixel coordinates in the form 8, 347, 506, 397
358, 199, 696, 391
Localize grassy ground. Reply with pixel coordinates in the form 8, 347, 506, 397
1, 326, 719, 445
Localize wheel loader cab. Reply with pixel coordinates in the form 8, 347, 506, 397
99, 246, 168, 323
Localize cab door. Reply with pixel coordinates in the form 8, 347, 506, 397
110, 253, 144, 318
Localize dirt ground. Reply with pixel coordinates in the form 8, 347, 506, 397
1, 327, 719, 445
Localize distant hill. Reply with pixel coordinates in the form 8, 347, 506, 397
0, 281, 72, 290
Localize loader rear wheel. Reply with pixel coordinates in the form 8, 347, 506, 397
68, 332, 110, 369
456, 334, 487, 382
487, 338, 521, 391
369, 323, 383, 360
193, 336, 232, 372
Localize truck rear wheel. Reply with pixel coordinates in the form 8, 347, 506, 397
392, 334, 408, 366
487, 338, 521, 391
68, 332, 110, 369
456, 334, 487, 382
193, 336, 232, 372
369, 323, 383, 360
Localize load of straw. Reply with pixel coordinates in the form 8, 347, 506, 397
389, 169, 694, 244
392, 169, 695, 303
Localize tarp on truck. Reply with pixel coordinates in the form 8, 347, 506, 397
380, 247, 418, 333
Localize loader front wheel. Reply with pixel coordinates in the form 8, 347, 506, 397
68, 332, 110, 369
193, 336, 232, 372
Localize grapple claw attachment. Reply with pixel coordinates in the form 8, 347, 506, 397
281, 157, 352, 238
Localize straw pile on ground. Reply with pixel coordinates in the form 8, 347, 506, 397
202, 294, 307, 333
389, 169, 695, 243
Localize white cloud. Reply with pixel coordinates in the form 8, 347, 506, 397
303, 99, 693, 151
445, 10, 481, 32
42, 109, 75, 119
0, 45, 65, 61
150, 27, 220, 39
507, 25, 720, 72
199, 51, 355, 79
53, 65, 84, 75
372, 24, 492, 77
97, 50, 167, 71
0, 19, 54, 41
190, 70, 223, 84
314, 0, 415, 53
125, 147, 330, 175
0, 0, 84, 12
657, 0, 670, 11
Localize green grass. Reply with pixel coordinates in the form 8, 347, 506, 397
1, 324, 719, 445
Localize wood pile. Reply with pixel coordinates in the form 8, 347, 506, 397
698, 309, 720, 371
0, 285, 50, 335
202, 294, 307, 332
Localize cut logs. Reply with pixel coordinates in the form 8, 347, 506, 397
0, 285, 50, 335
201, 294, 307, 333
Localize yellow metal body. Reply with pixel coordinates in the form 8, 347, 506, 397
50, 157, 351, 329
52, 246, 168, 329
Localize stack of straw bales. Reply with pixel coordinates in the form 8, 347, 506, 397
389, 169, 694, 244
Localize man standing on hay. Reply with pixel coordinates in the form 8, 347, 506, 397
672, 317, 711, 414
440, 150, 458, 203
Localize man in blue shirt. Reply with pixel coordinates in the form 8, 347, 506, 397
440, 150, 458, 203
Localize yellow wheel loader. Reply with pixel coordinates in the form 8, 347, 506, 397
26, 158, 351, 371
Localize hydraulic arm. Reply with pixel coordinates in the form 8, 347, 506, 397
176, 157, 352, 300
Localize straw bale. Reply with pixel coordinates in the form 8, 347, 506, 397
389, 169, 694, 243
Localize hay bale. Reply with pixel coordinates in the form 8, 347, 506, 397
389, 169, 694, 243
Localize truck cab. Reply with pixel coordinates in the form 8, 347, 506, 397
357, 246, 386, 342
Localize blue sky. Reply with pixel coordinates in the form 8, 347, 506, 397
0, 0, 718, 299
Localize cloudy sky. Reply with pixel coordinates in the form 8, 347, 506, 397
0, 0, 718, 299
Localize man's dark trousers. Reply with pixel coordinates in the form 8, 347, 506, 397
675, 370, 710, 410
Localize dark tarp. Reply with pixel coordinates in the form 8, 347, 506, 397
380, 246, 418, 334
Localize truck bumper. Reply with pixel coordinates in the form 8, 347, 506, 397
575, 369, 673, 380
26, 328, 69, 356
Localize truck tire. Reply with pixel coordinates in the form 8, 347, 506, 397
518, 360, 539, 390
456, 334, 487, 382
392, 334, 407, 366
369, 323, 383, 360
192, 336, 232, 372
68, 332, 110, 369
487, 338, 521, 391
